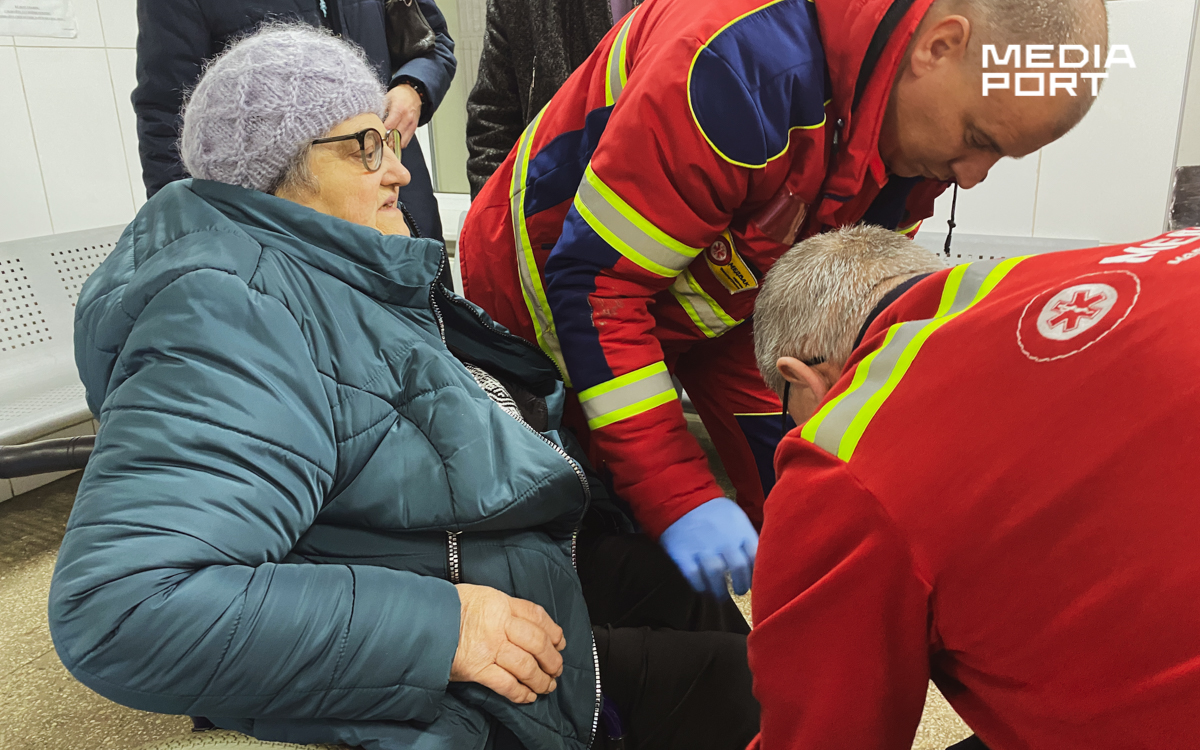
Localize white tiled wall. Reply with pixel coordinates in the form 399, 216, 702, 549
0, 47, 54, 240
1176, 2, 1200, 168
0, 0, 141, 244
928, 0, 1199, 246
0, 0, 1196, 248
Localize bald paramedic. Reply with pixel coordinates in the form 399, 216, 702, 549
457, 0, 1109, 598
748, 225, 1200, 749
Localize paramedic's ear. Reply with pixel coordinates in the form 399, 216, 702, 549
776, 357, 839, 424
777, 357, 829, 400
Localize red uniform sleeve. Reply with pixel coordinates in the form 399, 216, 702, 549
545, 14, 822, 537
748, 438, 932, 750
543, 30, 752, 537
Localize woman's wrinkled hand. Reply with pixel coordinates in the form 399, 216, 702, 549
450, 583, 567, 704
383, 84, 423, 148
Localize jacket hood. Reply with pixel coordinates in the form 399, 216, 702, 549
814, 0, 938, 190
75, 179, 449, 414
190, 179, 447, 300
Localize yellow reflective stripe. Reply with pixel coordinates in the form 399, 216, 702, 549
578, 362, 677, 429
896, 220, 922, 235
670, 269, 743, 338
605, 10, 637, 106
802, 256, 1029, 461
574, 164, 703, 277
799, 325, 902, 443
510, 106, 571, 386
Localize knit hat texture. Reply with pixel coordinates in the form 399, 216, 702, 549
180, 24, 386, 193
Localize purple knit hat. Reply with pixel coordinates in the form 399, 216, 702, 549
179, 24, 386, 193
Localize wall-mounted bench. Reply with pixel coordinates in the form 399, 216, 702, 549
0, 225, 125, 501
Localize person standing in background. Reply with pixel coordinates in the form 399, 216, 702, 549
465, 0, 639, 197
133, 0, 456, 243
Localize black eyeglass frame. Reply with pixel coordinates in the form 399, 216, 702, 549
310, 127, 401, 172
780, 355, 826, 439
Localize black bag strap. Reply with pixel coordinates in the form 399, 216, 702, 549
853, 0, 920, 112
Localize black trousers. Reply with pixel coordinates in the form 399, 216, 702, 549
577, 514, 758, 750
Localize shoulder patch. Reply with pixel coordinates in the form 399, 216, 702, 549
688, 0, 827, 168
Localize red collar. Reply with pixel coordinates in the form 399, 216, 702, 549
813, 0, 938, 204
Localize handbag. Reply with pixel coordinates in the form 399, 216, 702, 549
385, 0, 436, 66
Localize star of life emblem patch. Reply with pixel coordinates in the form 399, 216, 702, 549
1036, 283, 1118, 341
1017, 270, 1140, 362
706, 231, 759, 294
708, 237, 731, 265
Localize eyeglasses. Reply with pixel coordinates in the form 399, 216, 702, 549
780, 355, 826, 439
310, 128, 402, 172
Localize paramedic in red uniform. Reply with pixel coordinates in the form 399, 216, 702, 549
748, 224, 1200, 750
458, 0, 1109, 598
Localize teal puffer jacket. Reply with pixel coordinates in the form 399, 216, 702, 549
49, 180, 598, 750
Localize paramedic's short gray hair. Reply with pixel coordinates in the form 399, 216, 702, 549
753, 226, 945, 397
946, 0, 1108, 49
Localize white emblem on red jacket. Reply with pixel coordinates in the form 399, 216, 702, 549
1037, 284, 1118, 341
708, 238, 731, 265
1018, 271, 1140, 362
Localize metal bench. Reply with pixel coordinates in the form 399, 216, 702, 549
0, 225, 124, 501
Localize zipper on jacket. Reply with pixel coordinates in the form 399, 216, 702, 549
446, 530, 462, 584
485, 373, 599, 745
430, 275, 599, 745
429, 254, 447, 343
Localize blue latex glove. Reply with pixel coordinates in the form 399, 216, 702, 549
659, 497, 758, 598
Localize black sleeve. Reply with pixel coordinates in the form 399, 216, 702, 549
390, 0, 458, 124
465, 0, 524, 198
133, 0, 210, 197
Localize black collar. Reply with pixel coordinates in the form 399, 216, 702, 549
852, 272, 931, 351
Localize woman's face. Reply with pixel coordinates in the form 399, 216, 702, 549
279, 113, 412, 234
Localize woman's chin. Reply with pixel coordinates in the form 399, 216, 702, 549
376, 206, 411, 236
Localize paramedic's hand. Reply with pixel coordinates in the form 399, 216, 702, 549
660, 497, 758, 598
384, 84, 422, 147
451, 583, 566, 704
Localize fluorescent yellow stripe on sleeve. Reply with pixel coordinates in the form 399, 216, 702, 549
510, 106, 571, 386
578, 362, 678, 430
802, 256, 1029, 460
670, 269, 743, 338
605, 11, 637, 106
574, 165, 703, 277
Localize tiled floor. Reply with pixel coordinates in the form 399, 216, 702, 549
0, 474, 191, 750
0, 425, 972, 750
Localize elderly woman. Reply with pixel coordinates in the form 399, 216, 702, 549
48, 26, 756, 750
133, 0, 455, 245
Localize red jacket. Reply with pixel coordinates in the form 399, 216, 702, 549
460, 0, 946, 536
749, 228, 1200, 750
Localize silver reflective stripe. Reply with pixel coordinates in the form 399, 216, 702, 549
578, 367, 677, 424
804, 256, 1025, 460
509, 108, 570, 381
606, 11, 636, 105
575, 175, 698, 276
670, 270, 742, 338
806, 324, 914, 455
940, 257, 1008, 317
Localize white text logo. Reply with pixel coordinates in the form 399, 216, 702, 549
981, 44, 1135, 96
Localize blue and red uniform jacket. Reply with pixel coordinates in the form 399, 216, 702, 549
460, 0, 948, 537
750, 228, 1200, 749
